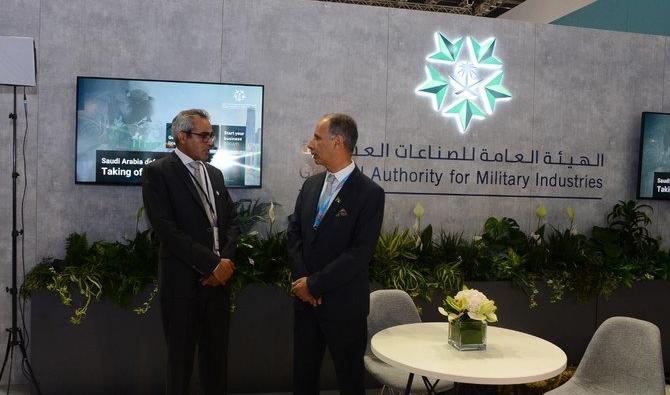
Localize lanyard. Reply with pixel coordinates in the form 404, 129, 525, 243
187, 164, 216, 220
313, 174, 349, 229
187, 163, 220, 256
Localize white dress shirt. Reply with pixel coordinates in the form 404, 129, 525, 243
317, 160, 355, 213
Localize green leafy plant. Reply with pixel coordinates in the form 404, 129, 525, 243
586, 200, 665, 297
233, 232, 291, 297
607, 200, 658, 255
469, 217, 539, 306
544, 227, 589, 301
235, 198, 274, 235
21, 207, 160, 324
472, 217, 529, 279
21, 199, 669, 324
371, 227, 430, 299
21, 201, 290, 323
230, 199, 291, 310
431, 231, 465, 294
21, 229, 159, 324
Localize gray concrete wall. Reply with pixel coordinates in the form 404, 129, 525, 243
1, 0, 669, 387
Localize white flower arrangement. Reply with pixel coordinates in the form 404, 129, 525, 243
438, 286, 498, 323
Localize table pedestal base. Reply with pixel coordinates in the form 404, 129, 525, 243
403, 373, 444, 395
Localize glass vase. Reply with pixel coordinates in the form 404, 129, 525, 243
448, 319, 487, 351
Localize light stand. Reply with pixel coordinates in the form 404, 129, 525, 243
0, 36, 41, 395
0, 86, 42, 395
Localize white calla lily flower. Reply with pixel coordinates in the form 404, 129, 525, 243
268, 201, 276, 224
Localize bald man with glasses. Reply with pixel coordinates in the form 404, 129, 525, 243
142, 109, 239, 395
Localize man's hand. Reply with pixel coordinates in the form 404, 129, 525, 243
212, 258, 235, 285
291, 277, 322, 307
201, 274, 220, 287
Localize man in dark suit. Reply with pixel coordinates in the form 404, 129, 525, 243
288, 113, 385, 395
142, 109, 239, 395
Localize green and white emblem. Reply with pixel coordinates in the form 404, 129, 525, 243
416, 33, 512, 133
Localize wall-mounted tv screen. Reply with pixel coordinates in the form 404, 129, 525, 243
75, 76, 263, 187
637, 112, 670, 200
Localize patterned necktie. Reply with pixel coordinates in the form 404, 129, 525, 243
189, 161, 214, 224
188, 161, 220, 254
318, 173, 336, 209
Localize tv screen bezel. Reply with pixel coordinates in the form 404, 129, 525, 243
74, 76, 265, 188
636, 111, 670, 200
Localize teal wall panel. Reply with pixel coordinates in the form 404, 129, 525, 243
553, 0, 670, 37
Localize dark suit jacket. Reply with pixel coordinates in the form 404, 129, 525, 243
287, 167, 385, 321
142, 152, 239, 299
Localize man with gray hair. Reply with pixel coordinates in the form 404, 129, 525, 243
143, 109, 239, 395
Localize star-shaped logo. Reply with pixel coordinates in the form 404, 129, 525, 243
470, 37, 502, 66
416, 33, 512, 133
443, 99, 486, 130
416, 65, 449, 111
233, 89, 246, 102
483, 71, 511, 113
428, 33, 463, 63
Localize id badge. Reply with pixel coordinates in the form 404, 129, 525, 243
213, 226, 220, 256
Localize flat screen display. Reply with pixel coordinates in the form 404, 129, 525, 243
637, 112, 670, 199
75, 76, 264, 187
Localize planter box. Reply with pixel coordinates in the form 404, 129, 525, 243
31, 289, 166, 395
30, 284, 375, 394
31, 280, 669, 393
227, 284, 368, 392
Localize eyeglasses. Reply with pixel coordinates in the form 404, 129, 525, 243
186, 130, 216, 142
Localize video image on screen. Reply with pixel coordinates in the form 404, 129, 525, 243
638, 112, 670, 200
75, 77, 263, 187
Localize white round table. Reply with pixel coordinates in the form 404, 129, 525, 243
371, 322, 567, 389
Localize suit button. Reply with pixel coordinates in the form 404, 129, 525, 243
206, 227, 213, 233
